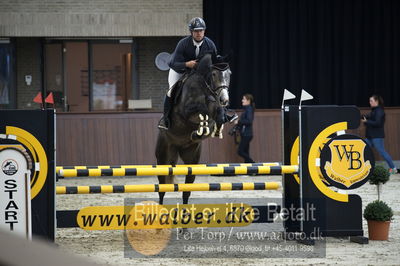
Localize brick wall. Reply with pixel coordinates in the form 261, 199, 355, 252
136, 36, 180, 111
16, 38, 42, 109
0, 0, 202, 36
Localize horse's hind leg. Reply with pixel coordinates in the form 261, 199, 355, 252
179, 144, 201, 204
182, 175, 196, 204
158, 174, 176, 204
155, 133, 178, 204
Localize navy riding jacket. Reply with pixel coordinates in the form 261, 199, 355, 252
365, 106, 385, 138
168, 36, 217, 74
238, 105, 254, 137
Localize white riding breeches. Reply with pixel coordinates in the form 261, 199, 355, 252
167, 69, 183, 97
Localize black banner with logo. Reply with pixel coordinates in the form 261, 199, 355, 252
0, 110, 55, 241
299, 106, 374, 237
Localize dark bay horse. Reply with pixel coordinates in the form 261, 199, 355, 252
155, 54, 232, 204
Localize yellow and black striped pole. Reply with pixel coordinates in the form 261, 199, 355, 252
56, 181, 281, 195
56, 162, 280, 173
58, 165, 298, 178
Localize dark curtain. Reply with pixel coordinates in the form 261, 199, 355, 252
204, 0, 400, 108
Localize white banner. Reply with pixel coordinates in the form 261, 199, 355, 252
0, 147, 31, 239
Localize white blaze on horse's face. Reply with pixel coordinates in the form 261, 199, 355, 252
220, 87, 229, 107
211, 66, 231, 107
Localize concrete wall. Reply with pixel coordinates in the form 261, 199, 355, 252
0, 0, 202, 36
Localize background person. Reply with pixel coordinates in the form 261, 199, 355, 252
235, 94, 255, 163
362, 95, 397, 174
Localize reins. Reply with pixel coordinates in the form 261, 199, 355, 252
199, 63, 230, 107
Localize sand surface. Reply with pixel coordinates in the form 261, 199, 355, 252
56, 173, 400, 265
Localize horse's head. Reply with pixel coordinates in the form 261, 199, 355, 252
197, 54, 232, 107
211, 63, 231, 106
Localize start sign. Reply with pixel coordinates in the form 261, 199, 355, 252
0, 146, 32, 239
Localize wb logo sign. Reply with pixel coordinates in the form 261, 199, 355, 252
320, 135, 374, 190
333, 144, 362, 170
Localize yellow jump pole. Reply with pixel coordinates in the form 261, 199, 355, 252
56, 181, 281, 195
55, 162, 280, 173
58, 165, 299, 178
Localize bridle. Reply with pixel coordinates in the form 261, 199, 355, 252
200, 63, 231, 106
176, 62, 231, 126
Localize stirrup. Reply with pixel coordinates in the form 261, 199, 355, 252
158, 117, 169, 130
158, 124, 168, 130
227, 114, 238, 123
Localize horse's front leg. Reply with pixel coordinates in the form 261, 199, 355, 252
211, 107, 226, 139
190, 114, 211, 140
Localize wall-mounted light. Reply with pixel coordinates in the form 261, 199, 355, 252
25, 75, 32, 86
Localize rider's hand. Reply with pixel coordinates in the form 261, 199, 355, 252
185, 60, 197, 69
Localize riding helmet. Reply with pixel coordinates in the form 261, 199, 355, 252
188, 17, 206, 31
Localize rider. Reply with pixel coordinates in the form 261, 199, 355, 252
158, 17, 236, 130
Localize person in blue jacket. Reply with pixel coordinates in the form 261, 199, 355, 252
362, 95, 397, 174
235, 94, 255, 163
158, 17, 217, 130
158, 17, 237, 130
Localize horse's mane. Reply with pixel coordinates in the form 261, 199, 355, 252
196, 54, 212, 78
173, 52, 230, 104
173, 53, 212, 100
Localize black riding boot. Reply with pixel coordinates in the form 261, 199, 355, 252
158, 96, 172, 130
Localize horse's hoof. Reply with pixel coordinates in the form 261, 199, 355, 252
196, 114, 204, 135
196, 127, 203, 135
211, 124, 224, 138
196, 113, 210, 136
211, 125, 217, 138
218, 124, 224, 139
204, 126, 210, 136
204, 115, 210, 135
